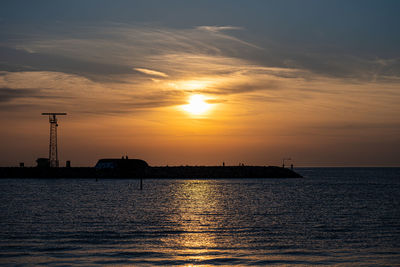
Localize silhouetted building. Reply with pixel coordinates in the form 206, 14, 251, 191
95, 158, 148, 170
36, 158, 50, 168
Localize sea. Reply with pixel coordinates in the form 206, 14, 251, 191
0, 168, 399, 266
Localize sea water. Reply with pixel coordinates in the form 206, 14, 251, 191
0, 168, 399, 266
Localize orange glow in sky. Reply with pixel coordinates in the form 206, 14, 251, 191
182, 94, 213, 116
0, 4, 399, 167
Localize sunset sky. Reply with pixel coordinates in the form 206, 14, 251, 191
1, 0, 399, 167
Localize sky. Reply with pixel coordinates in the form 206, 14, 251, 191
1, 0, 399, 167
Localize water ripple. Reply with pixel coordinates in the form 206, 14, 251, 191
0, 168, 399, 265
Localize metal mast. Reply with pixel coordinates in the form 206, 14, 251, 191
42, 113, 67, 167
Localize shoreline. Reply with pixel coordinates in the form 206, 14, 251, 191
0, 166, 302, 179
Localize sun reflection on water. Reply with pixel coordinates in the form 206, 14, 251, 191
163, 180, 226, 262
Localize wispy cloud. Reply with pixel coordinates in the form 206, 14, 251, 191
1, 23, 399, 119
3, 23, 399, 83
0, 87, 39, 102
0, 71, 187, 114
2, 24, 264, 78
196, 26, 243, 32
134, 68, 168, 78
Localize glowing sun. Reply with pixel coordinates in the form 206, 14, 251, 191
183, 94, 211, 115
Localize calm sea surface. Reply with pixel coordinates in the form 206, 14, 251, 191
0, 168, 399, 266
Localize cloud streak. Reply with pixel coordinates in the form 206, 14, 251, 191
134, 68, 168, 78
3, 23, 399, 84
196, 26, 243, 32
0, 87, 39, 102
0, 23, 399, 119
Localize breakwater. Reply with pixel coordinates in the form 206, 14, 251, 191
0, 166, 302, 179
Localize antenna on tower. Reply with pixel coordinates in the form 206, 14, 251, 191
42, 113, 67, 167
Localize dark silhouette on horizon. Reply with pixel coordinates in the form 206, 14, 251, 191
0, 157, 302, 179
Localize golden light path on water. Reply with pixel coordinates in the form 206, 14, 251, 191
174, 182, 218, 261
163, 181, 225, 263
154, 181, 303, 264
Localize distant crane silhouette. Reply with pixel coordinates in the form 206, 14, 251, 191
42, 113, 67, 167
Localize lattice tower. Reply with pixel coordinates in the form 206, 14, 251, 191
42, 113, 67, 167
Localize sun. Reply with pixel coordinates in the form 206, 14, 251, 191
182, 94, 211, 115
